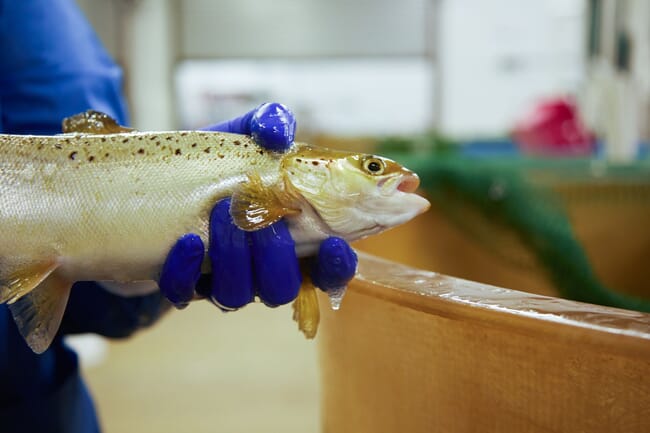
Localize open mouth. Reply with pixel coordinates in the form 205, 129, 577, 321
397, 173, 420, 193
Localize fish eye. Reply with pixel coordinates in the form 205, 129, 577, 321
362, 157, 385, 175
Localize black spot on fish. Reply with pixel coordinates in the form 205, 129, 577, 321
54, 143, 62, 150
191, 143, 197, 148
233, 140, 241, 146
69, 151, 78, 160
101, 137, 107, 142
258, 150, 264, 155
156, 141, 161, 146
105, 152, 110, 158
166, 136, 172, 141
296, 158, 302, 163
122, 138, 129, 143
175, 148, 181, 155
312, 161, 319, 166
244, 143, 248, 148
88, 155, 95, 162
180, 132, 188, 137
218, 154, 225, 159
151, 135, 158, 140
204, 147, 211, 153
138, 148, 145, 154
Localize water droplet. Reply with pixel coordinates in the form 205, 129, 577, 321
327, 286, 347, 310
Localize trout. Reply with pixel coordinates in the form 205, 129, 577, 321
0, 110, 430, 353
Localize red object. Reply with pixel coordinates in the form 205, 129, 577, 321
512, 97, 596, 156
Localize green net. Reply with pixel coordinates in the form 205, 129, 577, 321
378, 135, 650, 313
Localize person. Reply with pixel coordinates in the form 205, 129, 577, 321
0, 1, 357, 432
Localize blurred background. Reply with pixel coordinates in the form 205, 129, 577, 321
69, 0, 650, 432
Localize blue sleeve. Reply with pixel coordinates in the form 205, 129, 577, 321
62, 283, 169, 338
0, 0, 128, 133
0, 308, 100, 432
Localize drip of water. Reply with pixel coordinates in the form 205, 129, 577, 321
327, 286, 347, 310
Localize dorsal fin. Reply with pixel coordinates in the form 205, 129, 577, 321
62, 110, 135, 134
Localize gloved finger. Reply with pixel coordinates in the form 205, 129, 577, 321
200, 102, 296, 152
250, 102, 296, 152
311, 237, 358, 292
200, 109, 256, 134
159, 234, 205, 308
250, 220, 302, 307
209, 198, 255, 310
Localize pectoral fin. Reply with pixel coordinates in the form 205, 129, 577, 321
62, 110, 135, 134
292, 282, 320, 339
0, 259, 59, 304
230, 173, 300, 231
8, 272, 72, 354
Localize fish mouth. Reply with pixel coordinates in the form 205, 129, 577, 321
378, 172, 421, 194
397, 173, 420, 193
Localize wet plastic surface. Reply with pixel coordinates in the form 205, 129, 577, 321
319, 253, 650, 433
355, 253, 650, 343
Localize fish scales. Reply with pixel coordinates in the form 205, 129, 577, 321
0, 131, 282, 282
0, 110, 430, 353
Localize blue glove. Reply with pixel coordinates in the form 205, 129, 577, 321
159, 103, 358, 310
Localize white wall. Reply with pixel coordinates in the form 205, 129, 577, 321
78, 0, 587, 138
179, 0, 429, 58
438, 0, 585, 137
176, 59, 434, 135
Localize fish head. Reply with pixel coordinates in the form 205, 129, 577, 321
282, 145, 430, 241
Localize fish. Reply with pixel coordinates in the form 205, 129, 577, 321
0, 110, 430, 353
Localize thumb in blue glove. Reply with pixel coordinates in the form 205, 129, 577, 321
311, 237, 358, 309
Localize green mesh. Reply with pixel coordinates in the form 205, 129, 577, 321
378, 135, 650, 313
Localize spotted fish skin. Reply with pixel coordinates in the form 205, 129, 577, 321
0, 131, 282, 283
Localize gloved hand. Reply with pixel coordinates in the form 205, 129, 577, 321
159, 103, 358, 310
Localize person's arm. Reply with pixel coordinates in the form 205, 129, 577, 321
0, 0, 128, 134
